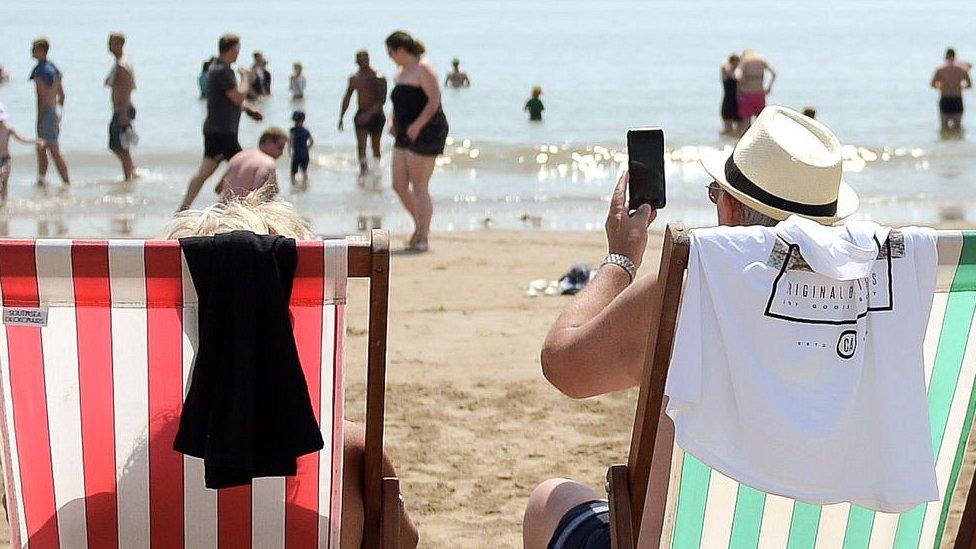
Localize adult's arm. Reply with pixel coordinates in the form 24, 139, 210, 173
764, 61, 777, 94
56, 76, 66, 106
338, 77, 355, 129
541, 173, 659, 398
406, 63, 442, 137
964, 70, 973, 90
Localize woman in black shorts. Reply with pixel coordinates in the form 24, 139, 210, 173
386, 30, 449, 252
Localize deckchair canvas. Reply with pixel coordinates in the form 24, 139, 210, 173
0, 232, 398, 548
608, 224, 976, 549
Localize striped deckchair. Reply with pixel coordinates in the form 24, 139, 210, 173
0, 230, 401, 548
607, 223, 976, 549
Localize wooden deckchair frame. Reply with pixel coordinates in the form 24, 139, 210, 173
606, 223, 976, 549
348, 230, 401, 548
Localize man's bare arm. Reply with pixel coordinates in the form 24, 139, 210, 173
338, 78, 355, 129
541, 173, 658, 398
56, 78, 66, 106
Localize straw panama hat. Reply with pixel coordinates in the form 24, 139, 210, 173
700, 105, 858, 224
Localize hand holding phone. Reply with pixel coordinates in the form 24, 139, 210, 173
627, 128, 666, 211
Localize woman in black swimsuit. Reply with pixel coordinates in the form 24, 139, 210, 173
386, 30, 449, 252
721, 53, 741, 135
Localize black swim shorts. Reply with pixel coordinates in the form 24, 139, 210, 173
203, 132, 242, 161
548, 500, 610, 549
355, 110, 386, 134
940, 96, 964, 115
291, 154, 310, 175
108, 105, 137, 151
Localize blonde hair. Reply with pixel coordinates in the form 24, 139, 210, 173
162, 187, 315, 240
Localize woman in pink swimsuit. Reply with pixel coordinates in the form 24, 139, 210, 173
737, 49, 777, 126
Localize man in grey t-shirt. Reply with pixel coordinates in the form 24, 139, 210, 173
179, 33, 262, 210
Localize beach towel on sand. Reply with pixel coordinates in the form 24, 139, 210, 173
665, 216, 939, 512
175, 230, 323, 489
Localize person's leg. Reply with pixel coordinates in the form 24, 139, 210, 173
405, 152, 436, 247
47, 142, 70, 185
355, 129, 369, 175
369, 130, 383, 163
524, 478, 604, 549
342, 421, 418, 549
0, 163, 9, 206
391, 148, 418, 243
36, 142, 49, 184
179, 157, 221, 210
290, 156, 299, 184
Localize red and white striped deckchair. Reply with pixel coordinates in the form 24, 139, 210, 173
0, 230, 400, 548
608, 224, 976, 549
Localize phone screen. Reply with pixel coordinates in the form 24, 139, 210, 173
627, 128, 666, 210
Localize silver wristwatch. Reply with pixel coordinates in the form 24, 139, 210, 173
601, 253, 636, 283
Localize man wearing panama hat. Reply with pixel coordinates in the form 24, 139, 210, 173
524, 105, 862, 549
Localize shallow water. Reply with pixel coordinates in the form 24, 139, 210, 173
1, 0, 975, 237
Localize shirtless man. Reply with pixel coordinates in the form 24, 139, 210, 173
29, 38, 70, 185
444, 58, 470, 88
214, 127, 288, 200
106, 32, 137, 181
338, 50, 388, 176
736, 49, 777, 129
932, 48, 972, 131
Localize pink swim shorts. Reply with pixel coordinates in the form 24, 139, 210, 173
738, 91, 766, 120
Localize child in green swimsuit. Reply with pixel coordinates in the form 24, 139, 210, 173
524, 86, 544, 121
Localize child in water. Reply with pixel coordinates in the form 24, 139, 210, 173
289, 110, 314, 185
289, 62, 306, 100
0, 103, 44, 206
524, 86, 544, 121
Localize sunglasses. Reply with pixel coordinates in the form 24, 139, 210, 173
707, 182, 724, 204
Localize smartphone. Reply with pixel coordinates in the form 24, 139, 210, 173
627, 128, 666, 211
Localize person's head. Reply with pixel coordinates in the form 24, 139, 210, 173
701, 105, 857, 227
452, 57, 460, 68
802, 106, 817, 119
385, 31, 425, 66
728, 53, 740, 66
108, 32, 125, 56
532, 86, 542, 98
31, 38, 50, 60
218, 34, 241, 62
202, 58, 213, 72
253, 51, 266, 66
258, 126, 289, 159
291, 110, 306, 126
946, 48, 956, 61
355, 49, 370, 69
293, 61, 302, 74
162, 185, 314, 240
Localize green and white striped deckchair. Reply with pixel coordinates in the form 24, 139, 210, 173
607, 223, 976, 549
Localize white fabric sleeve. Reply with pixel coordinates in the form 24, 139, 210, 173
665, 233, 704, 415
907, 227, 939, 324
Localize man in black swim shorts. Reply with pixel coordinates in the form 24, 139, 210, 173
339, 50, 388, 176
179, 33, 263, 210
931, 48, 972, 131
